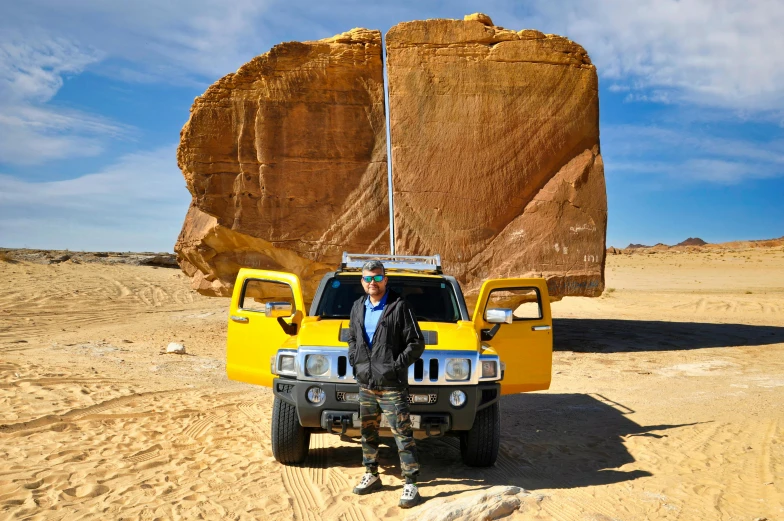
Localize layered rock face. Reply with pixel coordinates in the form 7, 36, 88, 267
175, 16, 607, 304
175, 29, 389, 299
387, 15, 607, 302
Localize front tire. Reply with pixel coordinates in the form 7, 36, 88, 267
460, 402, 500, 467
271, 397, 310, 464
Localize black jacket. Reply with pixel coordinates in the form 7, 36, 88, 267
347, 290, 425, 390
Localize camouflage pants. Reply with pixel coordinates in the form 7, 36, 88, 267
359, 387, 419, 479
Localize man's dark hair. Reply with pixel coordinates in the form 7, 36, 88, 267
361, 260, 385, 275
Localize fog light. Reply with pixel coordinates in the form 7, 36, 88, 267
306, 386, 325, 405
481, 361, 497, 378
449, 390, 466, 408
343, 392, 359, 403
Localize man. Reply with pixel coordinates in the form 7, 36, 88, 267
347, 260, 425, 508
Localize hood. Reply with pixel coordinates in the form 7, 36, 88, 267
297, 317, 479, 351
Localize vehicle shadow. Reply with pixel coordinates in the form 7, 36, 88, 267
307, 393, 696, 498
554, 318, 784, 352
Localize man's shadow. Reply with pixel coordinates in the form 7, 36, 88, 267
306, 393, 697, 497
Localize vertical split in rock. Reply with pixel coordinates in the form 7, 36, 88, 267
386, 14, 607, 303
175, 29, 389, 300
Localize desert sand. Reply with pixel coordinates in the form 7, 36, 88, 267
1, 247, 782, 520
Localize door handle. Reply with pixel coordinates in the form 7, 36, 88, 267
230, 315, 249, 323
532, 325, 551, 331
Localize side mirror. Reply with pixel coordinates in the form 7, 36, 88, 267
486, 308, 513, 324
265, 302, 293, 318
482, 308, 513, 341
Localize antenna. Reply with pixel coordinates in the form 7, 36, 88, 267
382, 33, 395, 255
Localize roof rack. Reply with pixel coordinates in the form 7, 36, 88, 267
339, 252, 442, 274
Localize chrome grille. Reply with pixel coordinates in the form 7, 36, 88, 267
279, 348, 501, 386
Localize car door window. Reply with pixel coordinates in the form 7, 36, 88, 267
241, 279, 296, 313
484, 287, 542, 320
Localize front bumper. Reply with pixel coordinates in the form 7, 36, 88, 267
272, 377, 500, 432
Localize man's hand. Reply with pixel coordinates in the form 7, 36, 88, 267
396, 305, 425, 369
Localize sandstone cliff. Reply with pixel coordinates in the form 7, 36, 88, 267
175, 29, 389, 299
386, 14, 607, 302
175, 16, 608, 304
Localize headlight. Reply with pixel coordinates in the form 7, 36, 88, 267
305, 354, 329, 376
449, 390, 467, 407
277, 354, 296, 375
481, 360, 497, 379
445, 358, 470, 381
306, 386, 325, 405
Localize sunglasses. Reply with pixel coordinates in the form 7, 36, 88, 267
362, 275, 385, 283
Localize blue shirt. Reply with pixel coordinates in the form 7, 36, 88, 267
363, 290, 389, 347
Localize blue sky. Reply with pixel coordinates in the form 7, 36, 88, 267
1, 0, 782, 252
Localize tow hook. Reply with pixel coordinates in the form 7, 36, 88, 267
324, 412, 356, 440
424, 418, 448, 438
339, 417, 352, 442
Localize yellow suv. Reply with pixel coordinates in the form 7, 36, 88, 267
226, 253, 553, 467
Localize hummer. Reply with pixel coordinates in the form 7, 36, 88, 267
226, 253, 553, 467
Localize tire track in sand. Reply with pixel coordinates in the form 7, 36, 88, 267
307, 433, 328, 485
281, 463, 324, 521
716, 419, 780, 519
236, 399, 342, 519
0, 389, 186, 434
182, 410, 227, 441
237, 402, 271, 441
125, 444, 163, 463
339, 504, 370, 521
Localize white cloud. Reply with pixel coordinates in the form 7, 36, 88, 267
0, 0, 279, 165
1, 0, 273, 83
608, 84, 630, 93
4, 0, 784, 116
0, 1, 273, 166
604, 124, 784, 184
0, 37, 131, 165
0, 37, 99, 102
524, 0, 784, 113
0, 146, 190, 251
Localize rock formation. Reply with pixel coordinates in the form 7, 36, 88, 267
175, 15, 608, 305
676, 237, 708, 247
386, 14, 607, 302
404, 486, 539, 521
175, 29, 389, 299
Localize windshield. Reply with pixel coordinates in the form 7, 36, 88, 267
315, 275, 460, 323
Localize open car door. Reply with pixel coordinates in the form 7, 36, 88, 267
227, 269, 305, 387
472, 278, 552, 394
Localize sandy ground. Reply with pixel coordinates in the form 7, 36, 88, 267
1, 247, 782, 520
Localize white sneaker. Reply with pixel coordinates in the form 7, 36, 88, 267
399, 483, 421, 508
353, 473, 382, 495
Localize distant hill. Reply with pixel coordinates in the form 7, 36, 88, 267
676, 237, 707, 246
608, 235, 784, 255
0, 248, 177, 267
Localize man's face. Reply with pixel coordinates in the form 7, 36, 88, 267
361, 268, 387, 298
